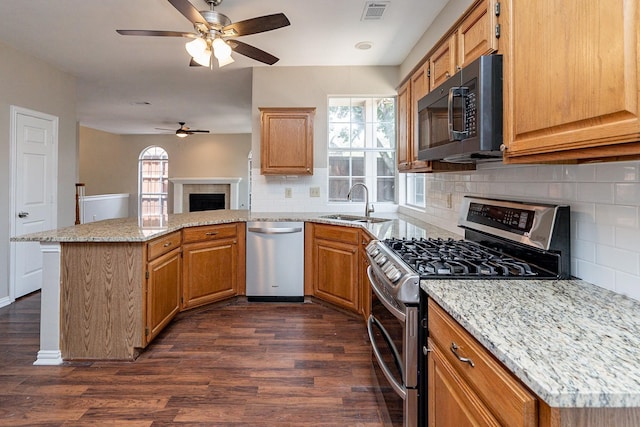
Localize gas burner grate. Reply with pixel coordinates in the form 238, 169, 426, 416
383, 237, 541, 278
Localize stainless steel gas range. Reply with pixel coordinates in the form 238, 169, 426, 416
365, 196, 570, 427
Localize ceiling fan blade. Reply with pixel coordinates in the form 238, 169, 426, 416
116, 29, 194, 37
187, 130, 210, 134
168, 0, 210, 28
223, 13, 290, 37
227, 40, 279, 65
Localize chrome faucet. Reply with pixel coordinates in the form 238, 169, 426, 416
347, 183, 374, 218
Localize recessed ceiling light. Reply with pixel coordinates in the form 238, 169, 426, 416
355, 41, 373, 50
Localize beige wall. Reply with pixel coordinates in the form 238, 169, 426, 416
250, 66, 399, 212
0, 40, 77, 303
79, 127, 251, 215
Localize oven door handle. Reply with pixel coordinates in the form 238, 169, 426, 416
367, 266, 406, 322
367, 314, 407, 400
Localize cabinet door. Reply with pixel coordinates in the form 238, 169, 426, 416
457, 0, 499, 68
410, 62, 432, 171
397, 79, 412, 171
428, 338, 501, 427
430, 34, 457, 90
146, 248, 181, 344
503, 0, 640, 163
313, 238, 359, 312
182, 238, 238, 309
260, 107, 315, 175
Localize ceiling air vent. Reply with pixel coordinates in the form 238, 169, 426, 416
361, 1, 390, 21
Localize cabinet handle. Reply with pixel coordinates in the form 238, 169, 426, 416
163, 242, 172, 247
422, 346, 432, 356
451, 342, 475, 367
205, 232, 219, 236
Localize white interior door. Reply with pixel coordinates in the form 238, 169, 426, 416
10, 106, 58, 299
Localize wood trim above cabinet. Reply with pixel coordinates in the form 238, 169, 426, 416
260, 107, 315, 175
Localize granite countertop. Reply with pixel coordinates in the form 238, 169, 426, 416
423, 279, 640, 408
10, 209, 460, 243
15, 209, 640, 409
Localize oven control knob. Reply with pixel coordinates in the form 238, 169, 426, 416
386, 267, 402, 282
375, 254, 388, 265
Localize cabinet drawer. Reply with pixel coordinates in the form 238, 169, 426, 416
147, 231, 181, 261
182, 223, 238, 244
428, 299, 537, 427
313, 223, 359, 245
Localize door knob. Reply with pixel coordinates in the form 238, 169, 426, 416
18, 211, 29, 218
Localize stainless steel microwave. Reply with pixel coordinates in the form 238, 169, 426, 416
417, 54, 503, 163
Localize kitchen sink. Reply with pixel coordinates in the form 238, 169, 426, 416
320, 214, 391, 224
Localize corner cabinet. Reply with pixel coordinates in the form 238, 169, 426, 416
259, 107, 315, 175
427, 298, 538, 427
306, 223, 360, 313
181, 223, 246, 310
501, 0, 640, 163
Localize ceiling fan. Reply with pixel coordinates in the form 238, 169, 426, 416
157, 122, 210, 137
116, 0, 290, 67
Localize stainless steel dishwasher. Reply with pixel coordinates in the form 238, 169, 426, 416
246, 221, 304, 302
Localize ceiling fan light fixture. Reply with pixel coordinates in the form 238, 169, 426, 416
217, 55, 235, 67
176, 130, 189, 138
185, 37, 207, 57
212, 38, 232, 59
193, 49, 212, 66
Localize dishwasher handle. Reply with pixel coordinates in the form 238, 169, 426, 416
248, 227, 303, 235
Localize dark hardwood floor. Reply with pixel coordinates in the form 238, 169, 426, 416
0, 292, 391, 426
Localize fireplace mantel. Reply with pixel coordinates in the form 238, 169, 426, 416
170, 177, 242, 213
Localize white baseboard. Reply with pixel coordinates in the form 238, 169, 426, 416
0, 296, 13, 309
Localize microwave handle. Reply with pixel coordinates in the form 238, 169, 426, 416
448, 86, 469, 141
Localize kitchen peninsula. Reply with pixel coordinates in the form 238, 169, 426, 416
13, 209, 640, 424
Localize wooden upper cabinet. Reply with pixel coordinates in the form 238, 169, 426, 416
410, 62, 432, 171
502, 0, 640, 163
429, 34, 457, 89
260, 107, 315, 175
457, 0, 499, 68
397, 80, 411, 172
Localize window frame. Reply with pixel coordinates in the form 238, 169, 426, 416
138, 146, 169, 227
327, 96, 397, 205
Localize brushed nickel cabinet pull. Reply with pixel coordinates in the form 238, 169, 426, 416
163, 242, 172, 247
451, 342, 475, 367
205, 232, 219, 236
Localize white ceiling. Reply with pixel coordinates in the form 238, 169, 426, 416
0, 0, 447, 135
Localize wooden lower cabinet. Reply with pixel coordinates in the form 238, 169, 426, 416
427, 298, 538, 427
359, 232, 373, 321
145, 247, 181, 344
181, 223, 245, 310
306, 223, 361, 313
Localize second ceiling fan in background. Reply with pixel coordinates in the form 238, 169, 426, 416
117, 0, 290, 67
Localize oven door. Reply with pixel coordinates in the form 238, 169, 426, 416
367, 266, 419, 427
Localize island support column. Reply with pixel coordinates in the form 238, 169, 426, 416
34, 242, 63, 365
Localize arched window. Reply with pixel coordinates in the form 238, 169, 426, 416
139, 146, 168, 227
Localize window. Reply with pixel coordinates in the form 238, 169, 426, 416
328, 97, 396, 204
405, 173, 426, 208
139, 146, 168, 227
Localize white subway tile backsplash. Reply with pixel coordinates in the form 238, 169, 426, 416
596, 245, 639, 275
595, 204, 638, 228
595, 162, 639, 182
577, 221, 615, 246
575, 260, 616, 291
615, 226, 640, 251
615, 183, 640, 206
577, 183, 614, 203
410, 161, 640, 300
614, 271, 640, 300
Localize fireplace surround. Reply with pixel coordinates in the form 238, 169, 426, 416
170, 177, 242, 213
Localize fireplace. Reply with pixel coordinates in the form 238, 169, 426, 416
189, 193, 225, 212
170, 177, 242, 214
